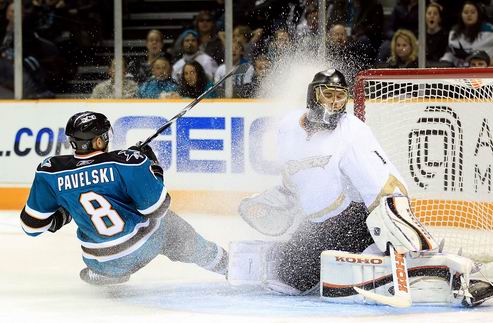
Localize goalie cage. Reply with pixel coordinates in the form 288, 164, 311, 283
353, 68, 493, 264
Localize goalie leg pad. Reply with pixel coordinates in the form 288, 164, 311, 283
320, 250, 390, 305
227, 240, 274, 286
227, 240, 303, 295
320, 250, 480, 306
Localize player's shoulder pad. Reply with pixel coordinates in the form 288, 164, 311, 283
109, 149, 149, 165
36, 155, 75, 172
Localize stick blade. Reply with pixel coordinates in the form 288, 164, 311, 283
354, 287, 412, 308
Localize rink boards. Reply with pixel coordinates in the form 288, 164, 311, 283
1, 99, 492, 220
0, 99, 287, 214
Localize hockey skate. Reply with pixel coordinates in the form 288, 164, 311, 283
209, 247, 229, 276
79, 267, 130, 286
458, 279, 493, 307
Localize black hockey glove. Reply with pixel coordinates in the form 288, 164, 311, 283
48, 207, 72, 233
128, 142, 159, 163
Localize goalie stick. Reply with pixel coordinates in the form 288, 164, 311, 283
137, 64, 251, 149
354, 243, 412, 308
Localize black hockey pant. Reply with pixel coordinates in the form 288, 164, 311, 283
276, 202, 374, 292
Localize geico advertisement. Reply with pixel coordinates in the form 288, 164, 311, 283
365, 102, 493, 201
0, 101, 287, 192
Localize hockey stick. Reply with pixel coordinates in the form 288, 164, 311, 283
354, 244, 412, 308
137, 63, 250, 149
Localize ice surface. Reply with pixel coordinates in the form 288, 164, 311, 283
1, 211, 492, 323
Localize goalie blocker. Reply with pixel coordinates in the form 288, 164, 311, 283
366, 195, 438, 254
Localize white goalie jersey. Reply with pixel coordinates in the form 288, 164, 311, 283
277, 109, 408, 222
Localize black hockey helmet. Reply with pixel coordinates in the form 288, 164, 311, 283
306, 69, 348, 130
65, 111, 112, 154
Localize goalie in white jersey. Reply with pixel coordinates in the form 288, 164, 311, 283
228, 69, 493, 307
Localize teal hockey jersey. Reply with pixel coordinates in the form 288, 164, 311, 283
20, 149, 170, 262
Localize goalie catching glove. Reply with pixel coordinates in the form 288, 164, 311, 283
238, 185, 301, 237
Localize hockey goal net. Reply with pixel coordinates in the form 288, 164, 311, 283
354, 68, 493, 262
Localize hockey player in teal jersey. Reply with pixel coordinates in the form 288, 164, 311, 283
20, 111, 228, 285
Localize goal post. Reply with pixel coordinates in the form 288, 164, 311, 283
354, 68, 493, 262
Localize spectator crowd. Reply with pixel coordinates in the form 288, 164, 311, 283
1, 0, 493, 99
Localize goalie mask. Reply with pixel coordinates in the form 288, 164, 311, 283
306, 69, 349, 130
65, 111, 112, 154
